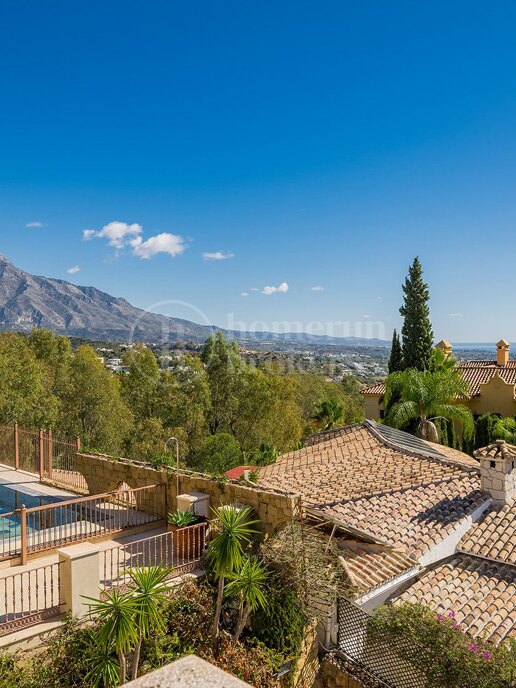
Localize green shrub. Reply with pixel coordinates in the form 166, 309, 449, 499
251, 579, 307, 659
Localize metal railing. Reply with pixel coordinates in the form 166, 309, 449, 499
42, 430, 87, 492
100, 523, 207, 591
0, 424, 85, 492
337, 598, 424, 688
0, 562, 62, 635
0, 484, 167, 563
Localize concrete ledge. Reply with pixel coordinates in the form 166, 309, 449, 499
123, 655, 252, 687
0, 616, 65, 651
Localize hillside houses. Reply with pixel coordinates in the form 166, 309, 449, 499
362, 338, 516, 420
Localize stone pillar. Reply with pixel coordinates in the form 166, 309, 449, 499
58, 542, 100, 617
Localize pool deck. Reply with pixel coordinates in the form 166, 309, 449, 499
0, 465, 76, 500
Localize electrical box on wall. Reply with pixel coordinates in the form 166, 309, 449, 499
177, 492, 210, 518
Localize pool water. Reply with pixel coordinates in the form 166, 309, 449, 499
0, 482, 64, 514
0, 482, 69, 539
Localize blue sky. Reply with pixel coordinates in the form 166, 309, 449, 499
1, 0, 516, 342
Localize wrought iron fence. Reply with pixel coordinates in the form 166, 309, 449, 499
0, 562, 62, 635
42, 431, 87, 492
100, 523, 207, 591
337, 598, 424, 688
0, 484, 167, 562
0, 424, 85, 492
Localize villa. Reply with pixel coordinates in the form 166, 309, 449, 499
362, 338, 516, 420
257, 419, 515, 681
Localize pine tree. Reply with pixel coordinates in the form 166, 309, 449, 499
399, 257, 434, 371
388, 329, 403, 373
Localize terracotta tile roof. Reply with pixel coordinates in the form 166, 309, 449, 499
361, 360, 516, 398
224, 465, 257, 480
474, 440, 516, 460
258, 423, 485, 557
459, 498, 516, 565
338, 541, 419, 595
361, 382, 386, 395
396, 554, 516, 645
258, 424, 476, 507
323, 475, 485, 557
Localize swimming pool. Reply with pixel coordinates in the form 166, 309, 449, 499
0, 482, 65, 514
0, 482, 69, 541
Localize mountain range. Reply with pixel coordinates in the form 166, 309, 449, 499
0, 254, 389, 346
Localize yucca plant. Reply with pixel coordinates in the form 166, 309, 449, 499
225, 555, 269, 645
84, 565, 171, 685
85, 641, 120, 688
84, 589, 138, 685
205, 504, 259, 645
128, 566, 171, 680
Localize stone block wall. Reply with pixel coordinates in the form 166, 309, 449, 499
290, 620, 320, 688
316, 654, 377, 688
74, 452, 302, 534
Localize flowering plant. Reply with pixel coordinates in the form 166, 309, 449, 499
367, 603, 516, 688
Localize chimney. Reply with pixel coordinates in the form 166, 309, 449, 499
496, 339, 510, 367
476, 440, 516, 506
435, 339, 453, 357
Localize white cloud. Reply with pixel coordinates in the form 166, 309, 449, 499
131, 233, 186, 259
92, 221, 143, 249
240, 292, 249, 297
202, 250, 234, 261
449, 312, 463, 318
311, 285, 324, 292
262, 282, 289, 295
362, 314, 371, 319
82, 221, 186, 260
67, 265, 81, 274
26, 221, 44, 228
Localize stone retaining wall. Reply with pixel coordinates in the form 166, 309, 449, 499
316, 653, 385, 688
74, 452, 302, 534
290, 620, 320, 688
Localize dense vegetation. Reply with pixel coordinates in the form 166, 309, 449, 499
0, 329, 364, 472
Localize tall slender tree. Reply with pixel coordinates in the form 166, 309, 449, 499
388, 329, 403, 373
399, 257, 434, 371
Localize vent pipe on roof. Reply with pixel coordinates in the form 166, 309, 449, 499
496, 339, 510, 367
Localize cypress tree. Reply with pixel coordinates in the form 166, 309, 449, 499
399, 257, 434, 371
388, 329, 403, 373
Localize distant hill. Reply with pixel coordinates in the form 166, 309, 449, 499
0, 254, 389, 346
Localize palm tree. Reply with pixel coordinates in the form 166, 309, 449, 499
312, 399, 344, 431
128, 566, 171, 680
384, 369, 474, 444
205, 505, 259, 646
252, 443, 279, 466
492, 416, 516, 444
85, 589, 138, 685
429, 346, 458, 373
225, 556, 269, 645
